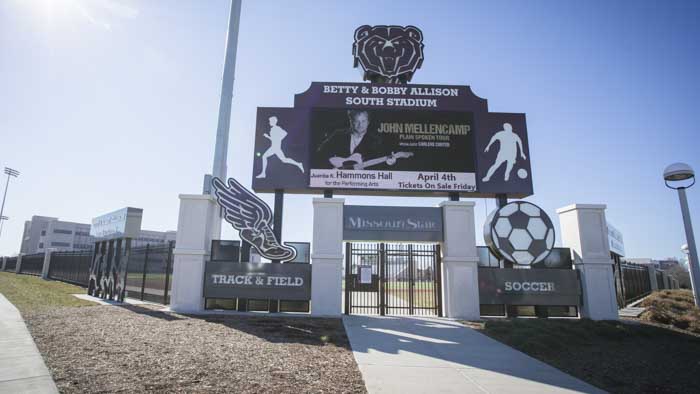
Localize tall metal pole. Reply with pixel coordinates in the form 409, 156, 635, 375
211, 0, 243, 182
0, 174, 12, 232
677, 187, 700, 306
0, 168, 19, 237
268, 189, 285, 312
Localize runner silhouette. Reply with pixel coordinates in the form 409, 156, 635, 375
256, 116, 304, 179
482, 123, 527, 182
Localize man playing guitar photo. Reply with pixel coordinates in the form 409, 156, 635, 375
316, 109, 412, 170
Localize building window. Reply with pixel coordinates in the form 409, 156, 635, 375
41, 230, 46, 236
53, 229, 73, 235
38, 242, 44, 249
75, 231, 90, 236
50, 242, 71, 247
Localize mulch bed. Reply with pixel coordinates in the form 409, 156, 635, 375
24, 305, 366, 393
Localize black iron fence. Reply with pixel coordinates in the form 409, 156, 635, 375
3, 256, 17, 272
344, 242, 442, 316
620, 263, 652, 303
0, 242, 175, 304
49, 250, 94, 287
18, 253, 44, 276
1, 242, 682, 310
124, 242, 174, 304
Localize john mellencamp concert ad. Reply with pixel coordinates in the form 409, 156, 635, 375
309, 108, 476, 192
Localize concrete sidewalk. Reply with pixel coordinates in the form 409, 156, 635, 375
0, 294, 58, 394
343, 315, 604, 394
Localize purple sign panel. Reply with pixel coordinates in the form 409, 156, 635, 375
252, 108, 309, 191
251, 82, 533, 198
476, 113, 532, 196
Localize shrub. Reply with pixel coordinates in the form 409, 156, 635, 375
639, 290, 700, 334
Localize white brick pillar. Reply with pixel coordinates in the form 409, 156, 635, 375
41, 249, 55, 279
15, 254, 23, 274
439, 201, 480, 320
1, 256, 6, 271
170, 194, 221, 313
557, 204, 619, 320
310, 198, 344, 316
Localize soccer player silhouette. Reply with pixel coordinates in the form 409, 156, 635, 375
482, 123, 527, 182
256, 116, 304, 179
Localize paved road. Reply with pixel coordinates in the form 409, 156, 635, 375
0, 294, 58, 393
343, 315, 605, 394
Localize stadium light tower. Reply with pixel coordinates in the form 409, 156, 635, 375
211, 0, 242, 183
0, 216, 7, 237
664, 162, 700, 306
0, 167, 20, 238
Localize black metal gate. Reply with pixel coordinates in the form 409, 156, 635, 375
344, 242, 442, 316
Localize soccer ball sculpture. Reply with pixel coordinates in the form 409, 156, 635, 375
484, 201, 555, 266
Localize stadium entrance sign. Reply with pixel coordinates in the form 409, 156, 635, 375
252, 82, 533, 198
343, 205, 443, 242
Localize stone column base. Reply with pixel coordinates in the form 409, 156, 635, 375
311, 254, 343, 316
442, 258, 480, 319
577, 263, 619, 320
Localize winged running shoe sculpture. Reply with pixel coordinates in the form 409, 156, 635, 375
211, 177, 297, 262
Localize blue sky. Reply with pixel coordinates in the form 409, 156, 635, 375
1, 0, 699, 260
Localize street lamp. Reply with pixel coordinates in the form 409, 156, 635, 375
664, 162, 700, 306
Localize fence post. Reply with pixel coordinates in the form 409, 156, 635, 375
648, 266, 659, 292
439, 201, 480, 320
557, 204, 619, 320
170, 194, 220, 313
163, 241, 174, 304
310, 198, 345, 316
41, 249, 54, 280
141, 244, 150, 301
15, 254, 23, 274
1, 256, 6, 271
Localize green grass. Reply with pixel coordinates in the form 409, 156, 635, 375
388, 289, 437, 308
0, 272, 96, 313
474, 317, 700, 393
384, 281, 435, 290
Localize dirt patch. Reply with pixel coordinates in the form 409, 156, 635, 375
25, 305, 366, 393
474, 318, 700, 394
639, 289, 700, 334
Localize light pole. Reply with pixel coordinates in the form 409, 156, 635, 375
664, 162, 700, 306
0, 167, 20, 239
0, 216, 8, 237
211, 0, 243, 183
